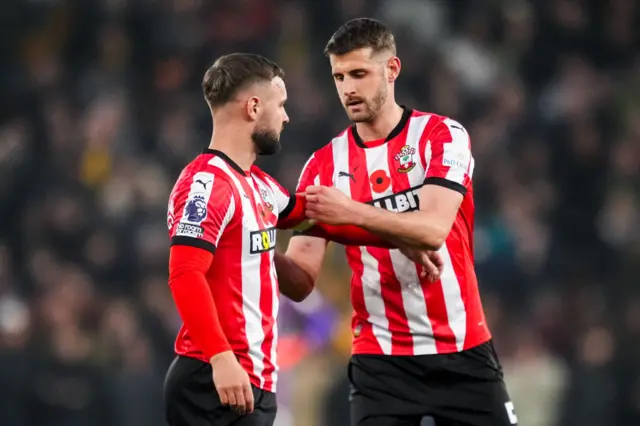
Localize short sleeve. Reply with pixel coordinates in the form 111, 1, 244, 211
296, 153, 320, 193
423, 118, 474, 195
169, 171, 236, 253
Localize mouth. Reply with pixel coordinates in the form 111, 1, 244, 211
346, 100, 364, 108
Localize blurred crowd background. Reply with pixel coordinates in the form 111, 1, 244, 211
1, 0, 639, 425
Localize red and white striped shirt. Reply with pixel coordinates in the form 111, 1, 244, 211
167, 149, 297, 392
296, 108, 491, 356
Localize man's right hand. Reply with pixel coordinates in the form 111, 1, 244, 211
210, 351, 254, 415
399, 247, 444, 282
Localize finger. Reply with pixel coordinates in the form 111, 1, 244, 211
244, 385, 255, 413
218, 388, 230, 405
305, 185, 321, 194
227, 388, 237, 407
420, 267, 428, 278
234, 387, 246, 414
295, 192, 306, 197
306, 194, 318, 202
421, 257, 439, 277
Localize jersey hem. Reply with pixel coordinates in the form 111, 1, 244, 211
175, 352, 276, 392
351, 331, 492, 356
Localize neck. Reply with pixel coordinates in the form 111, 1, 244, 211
208, 122, 256, 172
355, 102, 404, 142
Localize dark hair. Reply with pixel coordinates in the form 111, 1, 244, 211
324, 18, 396, 56
202, 53, 284, 108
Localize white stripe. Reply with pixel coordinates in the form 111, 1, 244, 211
248, 177, 280, 390
331, 134, 350, 192
216, 192, 236, 246
362, 144, 394, 354
442, 119, 472, 185
268, 248, 279, 390
405, 115, 432, 186
209, 158, 267, 386
388, 250, 436, 354
438, 242, 467, 351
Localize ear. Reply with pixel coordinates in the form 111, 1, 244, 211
246, 96, 260, 121
387, 57, 401, 83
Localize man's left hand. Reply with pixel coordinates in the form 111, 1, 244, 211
304, 185, 360, 226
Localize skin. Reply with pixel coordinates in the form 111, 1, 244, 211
208, 76, 289, 171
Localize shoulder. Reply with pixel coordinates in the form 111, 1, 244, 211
175, 157, 237, 197
410, 110, 469, 142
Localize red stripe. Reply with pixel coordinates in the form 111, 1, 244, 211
377, 129, 416, 354
344, 131, 385, 353
451, 210, 491, 350
318, 144, 335, 187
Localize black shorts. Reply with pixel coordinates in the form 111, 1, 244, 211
348, 340, 518, 426
164, 356, 277, 426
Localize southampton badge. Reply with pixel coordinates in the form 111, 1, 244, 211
395, 145, 416, 173
260, 188, 274, 211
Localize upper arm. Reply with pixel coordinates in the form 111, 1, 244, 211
285, 235, 328, 281
169, 171, 236, 254
423, 118, 474, 194
418, 118, 470, 232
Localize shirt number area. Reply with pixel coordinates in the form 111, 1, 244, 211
504, 401, 518, 425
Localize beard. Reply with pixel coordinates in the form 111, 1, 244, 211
251, 127, 281, 156
345, 84, 387, 123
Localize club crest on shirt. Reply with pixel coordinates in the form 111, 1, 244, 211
259, 188, 274, 211
394, 145, 416, 173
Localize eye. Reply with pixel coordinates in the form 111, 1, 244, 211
333, 74, 344, 82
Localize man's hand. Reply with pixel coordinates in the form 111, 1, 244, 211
399, 247, 444, 282
304, 185, 360, 225
210, 351, 254, 415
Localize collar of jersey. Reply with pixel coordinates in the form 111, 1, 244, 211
202, 148, 250, 176
351, 106, 413, 149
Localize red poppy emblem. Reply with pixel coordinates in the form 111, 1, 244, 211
370, 170, 391, 193
258, 203, 277, 224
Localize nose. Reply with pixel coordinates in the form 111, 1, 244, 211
282, 109, 290, 124
342, 77, 357, 98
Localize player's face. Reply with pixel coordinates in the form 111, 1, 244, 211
330, 48, 392, 123
252, 76, 289, 156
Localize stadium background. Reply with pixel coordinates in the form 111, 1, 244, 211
1, 0, 639, 425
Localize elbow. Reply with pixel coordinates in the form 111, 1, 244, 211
418, 232, 447, 251
288, 271, 317, 302
287, 285, 314, 302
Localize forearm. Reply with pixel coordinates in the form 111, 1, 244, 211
352, 203, 447, 250
274, 252, 315, 302
169, 268, 231, 359
308, 223, 394, 248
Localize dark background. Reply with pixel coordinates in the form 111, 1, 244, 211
0, 0, 639, 425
